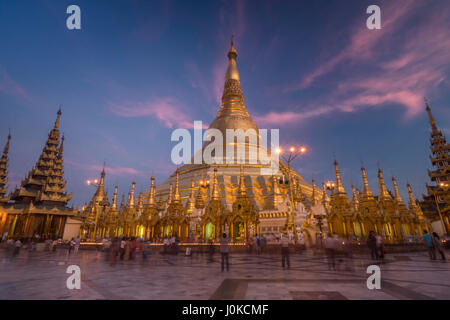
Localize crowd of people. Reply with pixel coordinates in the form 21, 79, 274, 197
1, 230, 447, 271
422, 230, 447, 261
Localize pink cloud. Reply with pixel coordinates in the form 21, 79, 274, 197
89, 164, 141, 177
274, 2, 450, 124
66, 159, 143, 177
254, 107, 334, 126
294, 1, 419, 90
0, 71, 30, 101
108, 97, 202, 129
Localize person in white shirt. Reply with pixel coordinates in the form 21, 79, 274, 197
120, 238, 126, 260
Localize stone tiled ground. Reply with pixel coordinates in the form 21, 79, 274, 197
0, 248, 449, 300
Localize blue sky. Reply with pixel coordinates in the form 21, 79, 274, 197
0, 0, 449, 206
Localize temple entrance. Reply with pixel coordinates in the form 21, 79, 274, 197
138, 225, 145, 238
402, 224, 410, 237
204, 222, 214, 241
164, 225, 173, 237
233, 219, 245, 240
354, 221, 362, 239
180, 222, 189, 241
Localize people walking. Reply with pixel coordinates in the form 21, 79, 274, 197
26, 238, 33, 252
74, 236, 81, 254
280, 233, 290, 269
422, 230, 436, 260
130, 237, 137, 260
367, 231, 379, 260
432, 232, 446, 261
324, 234, 337, 270
109, 238, 118, 266
208, 239, 214, 263
163, 237, 169, 254
13, 238, 22, 257
375, 233, 384, 260
219, 233, 230, 272
143, 240, 152, 260
254, 234, 261, 255
68, 238, 75, 255
124, 238, 130, 260
120, 237, 126, 260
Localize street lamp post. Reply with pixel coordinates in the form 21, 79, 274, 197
314, 213, 325, 248
276, 146, 307, 242
86, 178, 100, 240
324, 181, 335, 237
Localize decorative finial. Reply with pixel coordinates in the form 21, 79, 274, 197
54, 108, 62, 129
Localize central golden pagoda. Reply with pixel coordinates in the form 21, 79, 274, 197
156, 40, 314, 207
79, 40, 321, 243
150, 40, 318, 241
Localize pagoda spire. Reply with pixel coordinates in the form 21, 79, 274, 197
425, 101, 438, 133
128, 179, 136, 208
92, 167, 109, 206
226, 37, 239, 81
238, 165, 247, 197
0, 133, 11, 200
168, 183, 173, 204
211, 167, 220, 200
208, 38, 258, 143
321, 182, 329, 205
311, 178, 317, 205
2, 132, 11, 156
407, 183, 418, 209
334, 159, 346, 194
120, 193, 125, 209
407, 183, 426, 221
111, 185, 118, 209
186, 178, 196, 213
173, 170, 181, 203
351, 184, 359, 211
148, 175, 156, 207
392, 176, 404, 204
54, 107, 62, 130
137, 195, 144, 211
377, 168, 391, 200
361, 165, 374, 199
195, 178, 205, 209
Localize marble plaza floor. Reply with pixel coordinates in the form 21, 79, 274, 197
0, 248, 449, 300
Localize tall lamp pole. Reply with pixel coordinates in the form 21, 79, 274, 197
86, 178, 100, 240
276, 146, 307, 242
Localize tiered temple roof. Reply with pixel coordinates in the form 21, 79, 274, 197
10, 109, 72, 206
0, 133, 11, 202
420, 102, 450, 227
